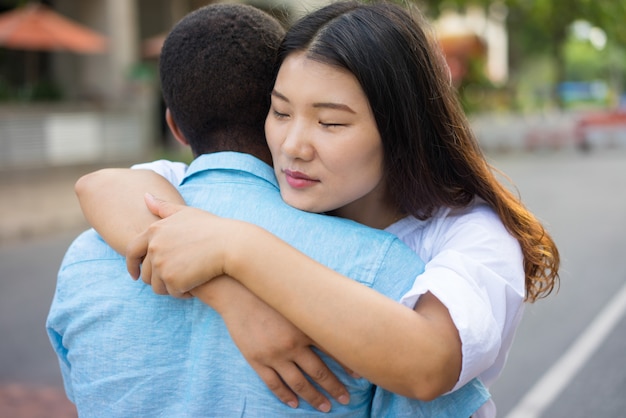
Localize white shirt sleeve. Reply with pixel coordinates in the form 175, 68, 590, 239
387, 200, 525, 391
131, 159, 188, 186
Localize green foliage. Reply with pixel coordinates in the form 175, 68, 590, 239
413, 0, 626, 110
15, 80, 63, 102
564, 40, 606, 81
0, 75, 64, 102
416, 0, 492, 16
458, 56, 496, 113
0, 77, 11, 101
152, 146, 193, 165
513, 56, 557, 111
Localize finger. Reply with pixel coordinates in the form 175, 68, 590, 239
140, 255, 152, 286
275, 362, 332, 413
126, 232, 149, 279
144, 193, 184, 219
151, 277, 171, 296
295, 349, 350, 406
344, 367, 360, 379
164, 283, 189, 299
312, 345, 361, 379
253, 366, 299, 409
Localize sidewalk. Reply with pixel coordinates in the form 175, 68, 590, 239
0, 164, 109, 416
0, 164, 111, 245
0, 383, 77, 418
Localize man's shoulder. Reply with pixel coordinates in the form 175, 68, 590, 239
286, 214, 424, 293
60, 229, 122, 268
293, 212, 401, 247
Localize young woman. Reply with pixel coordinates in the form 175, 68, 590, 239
77, 2, 559, 417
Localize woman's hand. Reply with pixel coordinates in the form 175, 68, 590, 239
126, 194, 231, 297
126, 194, 351, 411
193, 278, 350, 412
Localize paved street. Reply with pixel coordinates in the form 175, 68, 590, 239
487, 149, 626, 417
0, 230, 81, 417
1, 149, 625, 417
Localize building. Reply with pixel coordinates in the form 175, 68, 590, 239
1, 0, 507, 168
0, 0, 319, 169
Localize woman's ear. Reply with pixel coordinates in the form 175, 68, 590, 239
165, 108, 189, 146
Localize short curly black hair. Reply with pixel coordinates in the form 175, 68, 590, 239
159, 4, 285, 157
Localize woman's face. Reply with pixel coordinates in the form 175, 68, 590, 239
265, 52, 396, 228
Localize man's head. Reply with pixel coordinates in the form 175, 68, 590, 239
159, 4, 285, 161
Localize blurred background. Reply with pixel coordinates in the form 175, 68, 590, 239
0, 0, 625, 166
0, 0, 625, 417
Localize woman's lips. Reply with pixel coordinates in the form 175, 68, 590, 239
283, 169, 319, 189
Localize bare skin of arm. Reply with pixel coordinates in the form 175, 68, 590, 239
129, 197, 462, 401
75, 169, 348, 412
75, 169, 185, 254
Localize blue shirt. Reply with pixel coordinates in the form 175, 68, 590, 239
47, 152, 488, 417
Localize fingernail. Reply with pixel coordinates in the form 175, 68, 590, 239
318, 401, 331, 413
338, 394, 349, 405
287, 401, 298, 409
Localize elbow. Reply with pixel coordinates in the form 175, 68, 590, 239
402, 291, 463, 401
400, 344, 461, 401
407, 376, 455, 402
75, 169, 114, 200
75, 170, 99, 199
404, 371, 458, 402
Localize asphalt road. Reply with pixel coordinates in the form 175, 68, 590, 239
488, 149, 626, 417
1, 149, 625, 417
0, 229, 80, 387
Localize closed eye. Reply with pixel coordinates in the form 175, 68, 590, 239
319, 121, 347, 128
272, 109, 289, 119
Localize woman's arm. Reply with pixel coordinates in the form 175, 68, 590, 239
130, 197, 462, 401
75, 168, 185, 254
75, 167, 349, 411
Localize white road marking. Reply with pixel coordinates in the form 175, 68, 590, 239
505, 281, 626, 418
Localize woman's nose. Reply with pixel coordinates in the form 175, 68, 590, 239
281, 122, 315, 161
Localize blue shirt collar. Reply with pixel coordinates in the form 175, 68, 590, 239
183, 152, 278, 188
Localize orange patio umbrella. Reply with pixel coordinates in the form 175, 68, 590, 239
438, 34, 486, 58
0, 2, 107, 53
141, 32, 166, 59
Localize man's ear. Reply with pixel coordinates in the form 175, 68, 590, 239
165, 108, 189, 146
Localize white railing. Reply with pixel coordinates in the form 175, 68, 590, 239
0, 103, 155, 168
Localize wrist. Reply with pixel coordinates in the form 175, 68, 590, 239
193, 277, 241, 315
222, 220, 265, 286
221, 219, 250, 281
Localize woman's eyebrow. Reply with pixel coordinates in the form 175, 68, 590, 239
270, 89, 289, 102
271, 89, 356, 113
313, 102, 356, 113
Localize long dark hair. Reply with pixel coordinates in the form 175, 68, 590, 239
276, 1, 559, 302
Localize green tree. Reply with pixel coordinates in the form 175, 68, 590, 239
505, 0, 626, 107
415, 0, 626, 109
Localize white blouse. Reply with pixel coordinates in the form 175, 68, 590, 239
386, 201, 525, 418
